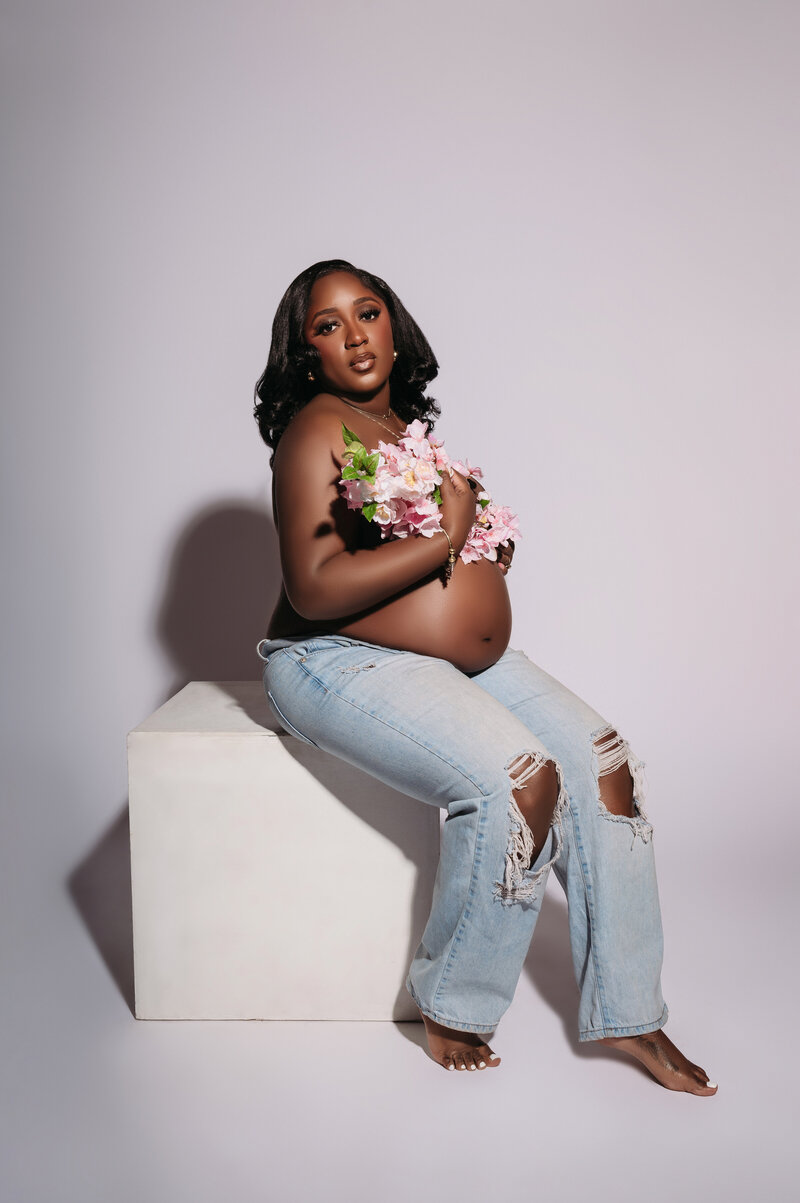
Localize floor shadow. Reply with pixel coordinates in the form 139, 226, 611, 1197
68, 805, 135, 1015
395, 890, 584, 1059
524, 886, 648, 1069
523, 889, 581, 1049
393, 1020, 431, 1057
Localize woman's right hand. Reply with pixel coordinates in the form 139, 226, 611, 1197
272, 402, 485, 620
439, 466, 478, 552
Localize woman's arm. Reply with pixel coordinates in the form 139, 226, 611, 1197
272, 406, 475, 621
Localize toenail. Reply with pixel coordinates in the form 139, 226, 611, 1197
479, 1061, 486, 1068
489, 1053, 499, 1060
468, 1064, 475, 1070
706, 1081, 718, 1088
448, 1064, 455, 1071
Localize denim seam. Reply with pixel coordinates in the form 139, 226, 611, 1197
430, 796, 490, 1016
579, 1002, 669, 1042
291, 660, 492, 796
406, 980, 500, 1035
564, 792, 613, 1032
281, 636, 406, 660
261, 647, 290, 666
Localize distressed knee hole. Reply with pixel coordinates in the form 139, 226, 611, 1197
494, 750, 567, 906
509, 754, 561, 850
591, 723, 653, 844
594, 729, 636, 817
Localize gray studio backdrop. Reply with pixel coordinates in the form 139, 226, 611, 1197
2, 2, 797, 1202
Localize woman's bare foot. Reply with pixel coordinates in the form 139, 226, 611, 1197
419, 1009, 501, 1071
599, 1029, 718, 1095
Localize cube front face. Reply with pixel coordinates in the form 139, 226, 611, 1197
128, 706, 439, 1021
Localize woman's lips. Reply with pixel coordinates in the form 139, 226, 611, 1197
350, 354, 376, 372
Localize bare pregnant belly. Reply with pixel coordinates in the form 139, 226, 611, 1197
330, 558, 513, 673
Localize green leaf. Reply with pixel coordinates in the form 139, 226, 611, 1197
342, 424, 367, 466
342, 465, 359, 480
366, 452, 380, 474
362, 501, 378, 521
432, 485, 442, 505
479, 497, 490, 509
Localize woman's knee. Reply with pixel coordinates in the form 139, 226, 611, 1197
592, 728, 636, 817
507, 752, 563, 850
588, 722, 654, 843
592, 724, 647, 819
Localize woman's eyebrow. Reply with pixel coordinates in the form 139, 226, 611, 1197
310, 296, 381, 322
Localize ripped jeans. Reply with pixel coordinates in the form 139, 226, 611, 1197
256, 633, 668, 1039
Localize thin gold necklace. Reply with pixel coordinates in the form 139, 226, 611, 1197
333, 393, 402, 440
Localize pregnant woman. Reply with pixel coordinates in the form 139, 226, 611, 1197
253, 259, 717, 1094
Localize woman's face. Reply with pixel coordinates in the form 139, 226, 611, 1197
302, 271, 395, 397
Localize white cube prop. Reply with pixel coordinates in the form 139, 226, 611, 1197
128, 682, 440, 1021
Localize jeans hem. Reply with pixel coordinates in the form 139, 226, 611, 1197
405, 981, 500, 1035
578, 1001, 669, 1043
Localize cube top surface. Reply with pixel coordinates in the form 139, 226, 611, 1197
129, 681, 282, 737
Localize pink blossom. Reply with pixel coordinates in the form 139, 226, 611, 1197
450, 457, 485, 481
371, 464, 399, 500
376, 440, 404, 466
398, 419, 432, 458
337, 420, 521, 566
374, 497, 408, 527
341, 479, 370, 509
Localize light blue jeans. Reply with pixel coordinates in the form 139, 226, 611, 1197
256, 633, 668, 1039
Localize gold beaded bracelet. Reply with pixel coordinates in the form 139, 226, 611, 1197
439, 527, 457, 581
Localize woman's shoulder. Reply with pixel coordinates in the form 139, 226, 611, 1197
273, 394, 349, 471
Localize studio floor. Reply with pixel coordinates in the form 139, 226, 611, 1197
3, 805, 791, 1203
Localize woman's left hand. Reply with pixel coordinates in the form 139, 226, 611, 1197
497, 539, 515, 574
465, 477, 516, 574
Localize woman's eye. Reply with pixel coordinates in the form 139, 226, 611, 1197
314, 307, 379, 335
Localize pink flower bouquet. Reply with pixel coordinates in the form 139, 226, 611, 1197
338, 418, 521, 565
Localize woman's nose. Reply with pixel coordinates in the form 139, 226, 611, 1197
344, 324, 367, 347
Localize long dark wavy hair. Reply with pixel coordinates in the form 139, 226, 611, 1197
253, 259, 441, 468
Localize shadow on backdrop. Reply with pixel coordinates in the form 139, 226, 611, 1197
69, 498, 437, 1026
69, 499, 279, 1015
